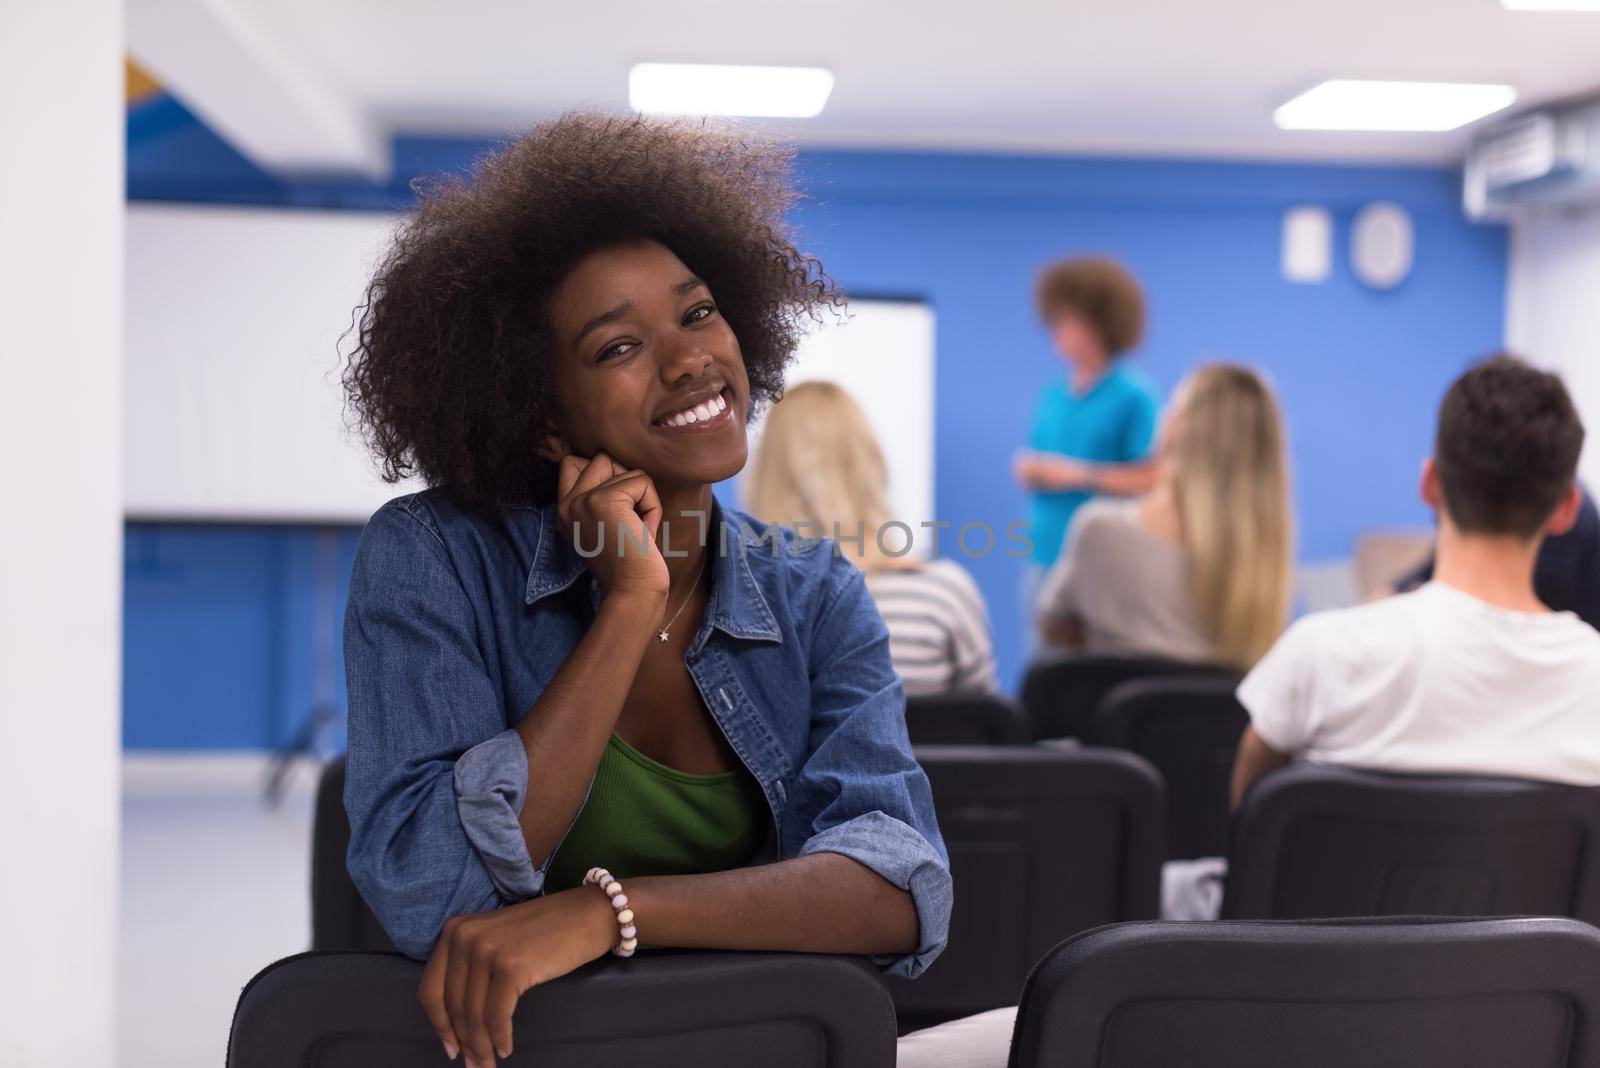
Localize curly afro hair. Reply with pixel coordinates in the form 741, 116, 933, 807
342, 112, 841, 508
1034, 256, 1145, 357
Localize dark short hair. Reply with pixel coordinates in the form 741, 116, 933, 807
342, 112, 840, 508
1034, 256, 1145, 356
1435, 354, 1585, 537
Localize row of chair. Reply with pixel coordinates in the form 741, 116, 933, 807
310, 750, 1600, 1028
1017, 652, 1241, 746
904, 653, 1240, 749
903, 748, 1600, 1027
231, 916, 1600, 1066
913, 653, 1248, 862
906, 671, 1246, 860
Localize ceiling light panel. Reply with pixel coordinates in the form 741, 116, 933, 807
1274, 80, 1517, 132
1501, 0, 1600, 10
629, 63, 835, 118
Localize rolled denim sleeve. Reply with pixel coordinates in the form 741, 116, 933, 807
789, 560, 952, 979
343, 502, 539, 959
453, 729, 541, 901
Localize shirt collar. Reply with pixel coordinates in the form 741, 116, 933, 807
1069, 362, 1121, 400
524, 493, 782, 645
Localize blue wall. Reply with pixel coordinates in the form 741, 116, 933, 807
124, 102, 1507, 745
124, 524, 360, 749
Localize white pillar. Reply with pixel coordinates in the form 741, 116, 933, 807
0, 2, 123, 1065
1507, 207, 1600, 488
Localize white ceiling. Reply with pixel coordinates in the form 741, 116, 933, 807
132, 0, 1600, 175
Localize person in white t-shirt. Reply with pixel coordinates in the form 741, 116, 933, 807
1230, 355, 1600, 803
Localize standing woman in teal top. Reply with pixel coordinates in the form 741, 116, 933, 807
1014, 257, 1162, 641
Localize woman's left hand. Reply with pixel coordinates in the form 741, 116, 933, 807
1015, 450, 1092, 491
1030, 454, 1094, 491
418, 887, 618, 1067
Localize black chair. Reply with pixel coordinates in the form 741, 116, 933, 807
228, 950, 897, 1067
1095, 676, 1247, 859
886, 745, 1163, 1030
1224, 763, 1600, 923
311, 756, 395, 952
1019, 653, 1235, 742
904, 692, 1029, 745
1010, 916, 1600, 1067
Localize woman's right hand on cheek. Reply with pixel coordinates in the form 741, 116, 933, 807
554, 451, 670, 605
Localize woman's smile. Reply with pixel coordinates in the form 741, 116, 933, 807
651, 385, 738, 433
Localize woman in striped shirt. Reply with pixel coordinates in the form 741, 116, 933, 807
745, 381, 999, 696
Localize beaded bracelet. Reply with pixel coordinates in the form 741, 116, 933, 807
583, 867, 639, 958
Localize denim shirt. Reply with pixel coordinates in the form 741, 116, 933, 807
342, 490, 951, 977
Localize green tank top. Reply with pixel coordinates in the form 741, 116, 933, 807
544, 733, 769, 893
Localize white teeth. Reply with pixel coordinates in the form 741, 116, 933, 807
660, 391, 727, 428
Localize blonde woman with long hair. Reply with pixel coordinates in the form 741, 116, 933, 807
747, 381, 999, 695
1036, 363, 1293, 671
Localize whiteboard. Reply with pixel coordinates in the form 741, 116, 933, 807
125, 205, 413, 522
737, 300, 936, 541
124, 204, 935, 525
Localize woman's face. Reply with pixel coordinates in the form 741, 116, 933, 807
545, 239, 751, 490
1047, 311, 1103, 367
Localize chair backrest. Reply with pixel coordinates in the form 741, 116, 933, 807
1095, 675, 1245, 859
228, 950, 896, 1068
1019, 653, 1233, 742
1224, 763, 1600, 924
885, 745, 1163, 1029
904, 692, 1029, 745
1010, 916, 1600, 1068
311, 756, 395, 952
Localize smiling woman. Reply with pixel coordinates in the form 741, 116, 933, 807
338, 113, 950, 1068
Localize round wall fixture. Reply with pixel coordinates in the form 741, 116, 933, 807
1350, 202, 1414, 290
